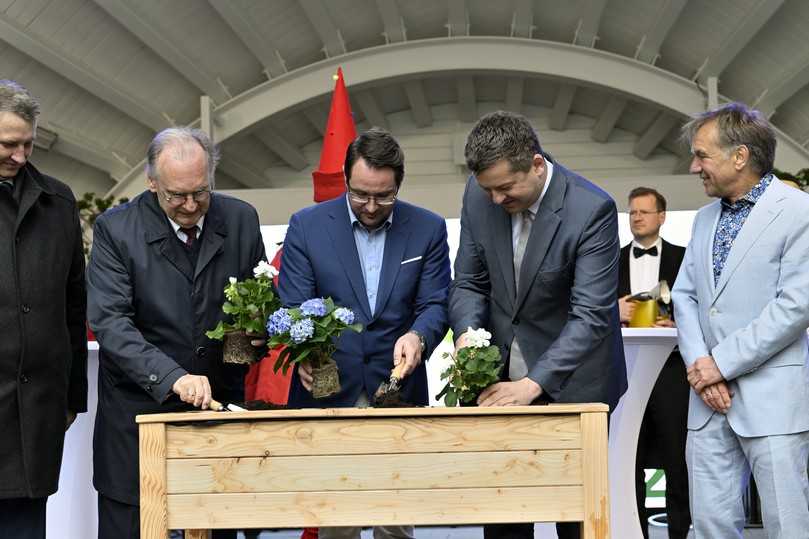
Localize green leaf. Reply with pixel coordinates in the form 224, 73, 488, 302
445, 389, 458, 408
205, 322, 226, 340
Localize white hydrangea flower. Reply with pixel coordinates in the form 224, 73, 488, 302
465, 327, 492, 348
253, 260, 279, 279
228, 277, 237, 284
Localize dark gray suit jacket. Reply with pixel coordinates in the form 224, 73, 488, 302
449, 161, 627, 409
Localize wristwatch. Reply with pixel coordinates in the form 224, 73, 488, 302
408, 330, 426, 353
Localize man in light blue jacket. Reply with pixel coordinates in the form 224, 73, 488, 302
673, 102, 809, 538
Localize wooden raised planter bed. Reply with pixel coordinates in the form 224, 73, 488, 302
137, 404, 610, 539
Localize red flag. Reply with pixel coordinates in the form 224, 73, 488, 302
244, 246, 291, 405
312, 67, 357, 202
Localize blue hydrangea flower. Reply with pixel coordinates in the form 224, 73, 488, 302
300, 298, 327, 317
333, 307, 355, 325
289, 318, 315, 344
266, 308, 292, 336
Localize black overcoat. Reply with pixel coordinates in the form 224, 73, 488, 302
0, 163, 87, 499
87, 190, 265, 504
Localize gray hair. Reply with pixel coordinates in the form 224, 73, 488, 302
465, 111, 543, 175
681, 102, 776, 176
145, 127, 220, 186
0, 80, 40, 125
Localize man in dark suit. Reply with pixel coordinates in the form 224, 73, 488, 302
278, 128, 450, 539
87, 127, 265, 539
449, 111, 627, 539
0, 80, 87, 539
617, 187, 690, 539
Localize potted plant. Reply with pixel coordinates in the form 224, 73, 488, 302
267, 297, 362, 399
77, 192, 128, 258
205, 261, 280, 364
435, 327, 503, 407
77, 191, 128, 340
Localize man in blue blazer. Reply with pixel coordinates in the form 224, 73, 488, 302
278, 128, 450, 539
279, 128, 450, 409
673, 103, 809, 538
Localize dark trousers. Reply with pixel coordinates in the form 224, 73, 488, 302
98, 493, 237, 539
635, 354, 691, 539
484, 521, 580, 539
0, 497, 46, 539
481, 391, 611, 539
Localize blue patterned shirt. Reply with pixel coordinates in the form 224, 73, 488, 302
712, 173, 773, 285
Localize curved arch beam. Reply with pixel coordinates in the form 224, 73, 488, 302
109, 37, 809, 198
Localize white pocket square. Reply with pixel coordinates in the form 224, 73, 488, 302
401, 256, 422, 265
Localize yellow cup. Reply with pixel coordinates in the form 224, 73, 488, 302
629, 299, 658, 328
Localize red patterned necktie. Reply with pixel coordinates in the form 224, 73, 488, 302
180, 226, 197, 247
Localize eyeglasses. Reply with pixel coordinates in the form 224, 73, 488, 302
160, 188, 211, 207
629, 210, 662, 217
347, 190, 397, 206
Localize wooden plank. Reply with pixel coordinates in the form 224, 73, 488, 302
166, 449, 583, 494
581, 413, 610, 539
166, 486, 585, 529
184, 531, 209, 539
137, 403, 608, 424
139, 423, 168, 539
165, 415, 582, 458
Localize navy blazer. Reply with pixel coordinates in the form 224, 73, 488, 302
279, 196, 451, 407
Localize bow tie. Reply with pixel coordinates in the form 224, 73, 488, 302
633, 245, 658, 258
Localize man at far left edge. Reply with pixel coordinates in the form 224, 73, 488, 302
0, 79, 88, 539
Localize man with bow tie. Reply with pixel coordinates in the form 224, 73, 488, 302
617, 187, 690, 539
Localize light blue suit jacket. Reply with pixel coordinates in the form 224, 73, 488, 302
672, 178, 809, 436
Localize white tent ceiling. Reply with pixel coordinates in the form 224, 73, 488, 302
2, 0, 807, 220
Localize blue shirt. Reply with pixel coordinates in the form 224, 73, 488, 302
346, 195, 394, 315
712, 173, 773, 285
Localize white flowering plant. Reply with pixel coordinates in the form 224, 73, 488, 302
436, 327, 503, 407
205, 261, 281, 340
266, 297, 363, 374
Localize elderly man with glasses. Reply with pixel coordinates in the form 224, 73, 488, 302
278, 127, 451, 539
86, 127, 265, 539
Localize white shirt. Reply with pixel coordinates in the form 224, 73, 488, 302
629, 237, 662, 295
168, 215, 205, 243
511, 160, 554, 251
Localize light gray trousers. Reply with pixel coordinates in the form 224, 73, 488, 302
318, 526, 415, 539
686, 412, 809, 539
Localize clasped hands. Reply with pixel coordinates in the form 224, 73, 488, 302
454, 331, 542, 406
688, 355, 733, 413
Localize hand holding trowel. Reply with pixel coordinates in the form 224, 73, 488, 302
373, 362, 406, 406
373, 330, 424, 406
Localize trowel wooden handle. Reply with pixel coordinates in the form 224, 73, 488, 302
391, 362, 405, 380
209, 399, 225, 411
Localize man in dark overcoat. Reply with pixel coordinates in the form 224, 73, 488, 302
0, 80, 87, 539
87, 127, 265, 539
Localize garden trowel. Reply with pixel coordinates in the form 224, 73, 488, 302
209, 398, 247, 412
372, 362, 406, 406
